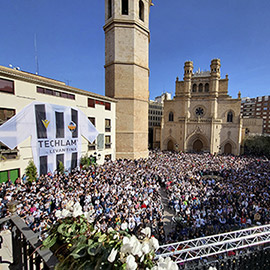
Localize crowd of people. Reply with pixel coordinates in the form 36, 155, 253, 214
0, 151, 269, 245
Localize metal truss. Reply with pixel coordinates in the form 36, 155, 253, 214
156, 224, 270, 264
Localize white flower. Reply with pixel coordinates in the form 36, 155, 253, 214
61, 209, 71, 218
126, 254, 137, 270
84, 211, 94, 223
121, 235, 142, 257
141, 227, 151, 238
72, 202, 83, 217
121, 236, 133, 254
107, 227, 114, 233
73, 208, 83, 217
130, 236, 142, 257
149, 237, 159, 250
142, 241, 151, 254
55, 210, 62, 218
108, 248, 118, 263
66, 201, 74, 211
154, 257, 178, 270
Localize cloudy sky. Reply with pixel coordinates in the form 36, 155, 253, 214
1, 0, 270, 100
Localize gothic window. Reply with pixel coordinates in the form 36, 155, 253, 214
122, 0, 129, 15
199, 83, 203, 92
169, 111, 174, 122
205, 83, 209, 92
139, 0, 144, 21
227, 111, 233, 122
108, 0, 112, 18
192, 84, 197, 92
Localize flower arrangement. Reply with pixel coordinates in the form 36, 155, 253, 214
43, 202, 178, 270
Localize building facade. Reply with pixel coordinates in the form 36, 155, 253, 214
161, 59, 242, 155
241, 95, 270, 134
104, 0, 152, 159
0, 66, 116, 182
148, 93, 171, 149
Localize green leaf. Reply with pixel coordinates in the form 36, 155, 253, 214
70, 244, 88, 259
42, 234, 57, 249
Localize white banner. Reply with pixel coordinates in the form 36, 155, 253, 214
0, 102, 99, 175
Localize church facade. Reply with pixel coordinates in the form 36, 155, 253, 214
161, 59, 242, 155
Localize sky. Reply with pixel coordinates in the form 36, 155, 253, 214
0, 0, 270, 100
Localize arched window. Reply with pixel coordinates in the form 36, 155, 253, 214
169, 112, 174, 122
205, 83, 209, 92
122, 0, 129, 15
108, 0, 112, 18
192, 84, 197, 92
199, 83, 203, 92
139, 0, 144, 21
227, 111, 233, 122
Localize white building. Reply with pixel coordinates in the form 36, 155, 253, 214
0, 65, 116, 182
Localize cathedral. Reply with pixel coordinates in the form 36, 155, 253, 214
161, 59, 243, 155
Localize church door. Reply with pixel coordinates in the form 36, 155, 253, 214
167, 140, 174, 151
193, 139, 203, 152
224, 143, 232, 154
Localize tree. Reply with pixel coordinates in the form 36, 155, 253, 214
57, 161, 65, 175
25, 160, 37, 182
244, 135, 270, 158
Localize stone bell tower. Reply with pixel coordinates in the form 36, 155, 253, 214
104, 0, 151, 159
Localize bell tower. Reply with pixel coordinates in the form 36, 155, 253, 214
104, 0, 151, 159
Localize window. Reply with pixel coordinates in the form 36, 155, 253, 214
36, 87, 75, 100
198, 83, 203, 92
37, 87, 44, 93
105, 119, 111, 132
227, 111, 233, 122
169, 111, 174, 122
139, 0, 144, 21
105, 102, 111, 111
192, 84, 197, 92
205, 83, 209, 92
88, 117, 95, 126
0, 108, 17, 159
122, 0, 128, 15
105, 135, 111, 149
88, 98, 95, 108
88, 117, 96, 150
0, 78, 14, 94
0, 108, 16, 125
108, 0, 112, 18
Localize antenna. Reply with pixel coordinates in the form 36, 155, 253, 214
34, 33, 39, 75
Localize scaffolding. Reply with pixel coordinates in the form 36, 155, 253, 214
156, 224, 270, 264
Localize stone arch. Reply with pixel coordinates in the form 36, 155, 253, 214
163, 136, 176, 151
220, 139, 237, 155
192, 84, 197, 92
186, 133, 210, 153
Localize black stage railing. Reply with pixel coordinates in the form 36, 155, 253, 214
0, 214, 58, 270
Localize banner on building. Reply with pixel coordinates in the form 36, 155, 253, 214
0, 102, 99, 175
